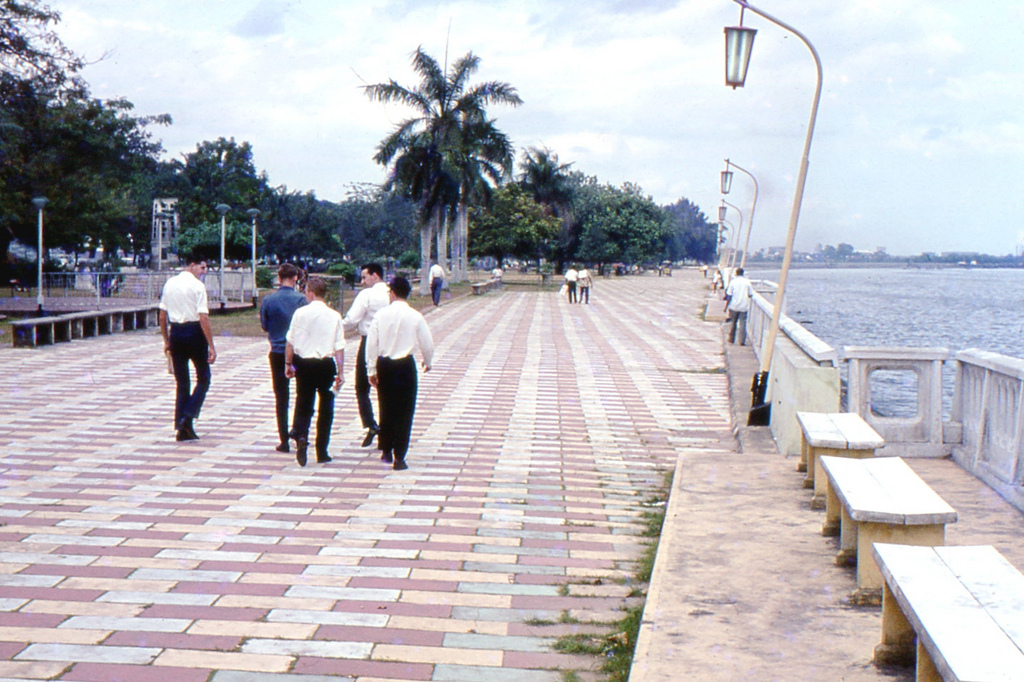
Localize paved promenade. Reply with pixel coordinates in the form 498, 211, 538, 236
0, 272, 733, 681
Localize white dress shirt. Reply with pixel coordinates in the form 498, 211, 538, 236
159, 270, 209, 323
429, 263, 446, 284
343, 281, 391, 336
365, 300, 435, 377
286, 300, 346, 359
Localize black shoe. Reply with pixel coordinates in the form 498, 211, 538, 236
381, 450, 393, 464
393, 460, 408, 471
361, 426, 379, 447
176, 427, 199, 442
316, 454, 332, 464
275, 443, 290, 453
295, 438, 308, 467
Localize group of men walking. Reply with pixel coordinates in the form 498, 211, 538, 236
159, 257, 433, 470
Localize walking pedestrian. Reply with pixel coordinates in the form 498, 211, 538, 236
158, 254, 216, 441
342, 263, 390, 447
564, 265, 578, 303
577, 266, 592, 304
259, 263, 307, 453
366, 276, 434, 471
724, 267, 755, 345
285, 277, 346, 466
428, 260, 446, 306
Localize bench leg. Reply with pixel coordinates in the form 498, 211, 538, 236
836, 510, 858, 567
873, 582, 915, 666
821, 478, 840, 536
853, 523, 946, 603
916, 640, 942, 682
798, 438, 809, 473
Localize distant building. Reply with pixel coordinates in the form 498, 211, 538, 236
151, 198, 179, 270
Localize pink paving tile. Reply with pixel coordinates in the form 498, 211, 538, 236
0, 612, 67, 628
0, 587, 105, 601
359, 558, 462, 570
512, 574, 570, 586
196, 561, 305, 574
345, 577, 459, 591
292, 658, 433, 680
170, 582, 287, 597
104, 631, 242, 651
233, 543, 320, 555
518, 556, 615, 569
374, 541, 472, 552
60, 546, 160, 558
511, 595, 628, 611
314, 625, 444, 646
331, 601, 451, 618
503, 650, 595, 670
141, 604, 269, 621
62, 663, 211, 682
0, 641, 28, 658
19, 565, 134, 579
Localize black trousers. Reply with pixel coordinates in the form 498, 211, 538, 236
566, 281, 577, 303
292, 356, 336, 458
376, 356, 417, 462
268, 351, 291, 444
169, 322, 211, 428
579, 286, 590, 304
355, 336, 377, 430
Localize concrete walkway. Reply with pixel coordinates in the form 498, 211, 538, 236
0, 271, 734, 681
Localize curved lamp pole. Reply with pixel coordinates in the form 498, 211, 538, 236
31, 197, 48, 315
725, 0, 823, 422
215, 203, 231, 309
246, 208, 260, 303
722, 199, 744, 271
717, 204, 729, 272
722, 158, 759, 269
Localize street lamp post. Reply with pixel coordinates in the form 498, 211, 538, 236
215, 204, 230, 309
31, 197, 48, 315
724, 0, 823, 424
721, 199, 744, 271
722, 159, 760, 269
246, 208, 260, 304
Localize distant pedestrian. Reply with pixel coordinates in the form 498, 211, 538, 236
259, 263, 307, 453
564, 266, 579, 303
429, 261, 446, 306
285, 277, 346, 466
367, 276, 435, 471
158, 254, 216, 441
712, 269, 723, 292
701, 264, 709, 278
577, 267, 592, 304
342, 263, 390, 447
724, 267, 755, 345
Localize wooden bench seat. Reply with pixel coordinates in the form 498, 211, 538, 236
819, 456, 957, 602
872, 543, 1024, 681
11, 306, 159, 348
796, 411, 885, 509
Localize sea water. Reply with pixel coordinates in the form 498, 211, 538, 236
745, 266, 1024, 415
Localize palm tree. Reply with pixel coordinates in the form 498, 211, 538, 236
365, 46, 521, 291
519, 147, 575, 270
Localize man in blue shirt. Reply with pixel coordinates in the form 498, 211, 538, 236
260, 263, 307, 452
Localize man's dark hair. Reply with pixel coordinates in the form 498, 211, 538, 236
363, 263, 384, 279
183, 252, 206, 265
735, 267, 745, 276
278, 263, 299, 281
306, 277, 327, 298
389, 276, 411, 300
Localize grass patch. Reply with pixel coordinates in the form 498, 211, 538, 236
560, 671, 583, 682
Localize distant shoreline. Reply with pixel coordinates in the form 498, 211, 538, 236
743, 261, 1024, 270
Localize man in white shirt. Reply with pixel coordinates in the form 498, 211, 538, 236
342, 263, 390, 447
285, 277, 346, 466
428, 261, 446, 306
158, 254, 216, 441
564, 266, 579, 303
724, 267, 755, 345
367, 276, 435, 471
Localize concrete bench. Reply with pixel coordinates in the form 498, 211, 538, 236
796, 411, 885, 508
11, 306, 159, 348
872, 543, 1024, 681
819, 456, 957, 603
471, 278, 502, 295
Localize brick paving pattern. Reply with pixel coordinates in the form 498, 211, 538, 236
0, 272, 732, 681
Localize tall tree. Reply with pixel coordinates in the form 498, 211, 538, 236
469, 184, 559, 265
518, 147, 575, 271
365, 46, 521, 291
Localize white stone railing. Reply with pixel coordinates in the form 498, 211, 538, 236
949, 349, 1024, 510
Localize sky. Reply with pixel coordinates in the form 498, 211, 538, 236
52, 0, 1024, 257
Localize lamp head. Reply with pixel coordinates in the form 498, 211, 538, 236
724, 25, 757, 89
215, 203, 231, 216
32, 197, 48, 210
718, 204, 728, 223
246, 208, 260, 219
721, 167, 734, 194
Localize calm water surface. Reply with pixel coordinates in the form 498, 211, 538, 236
745, 266, 1024, 413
